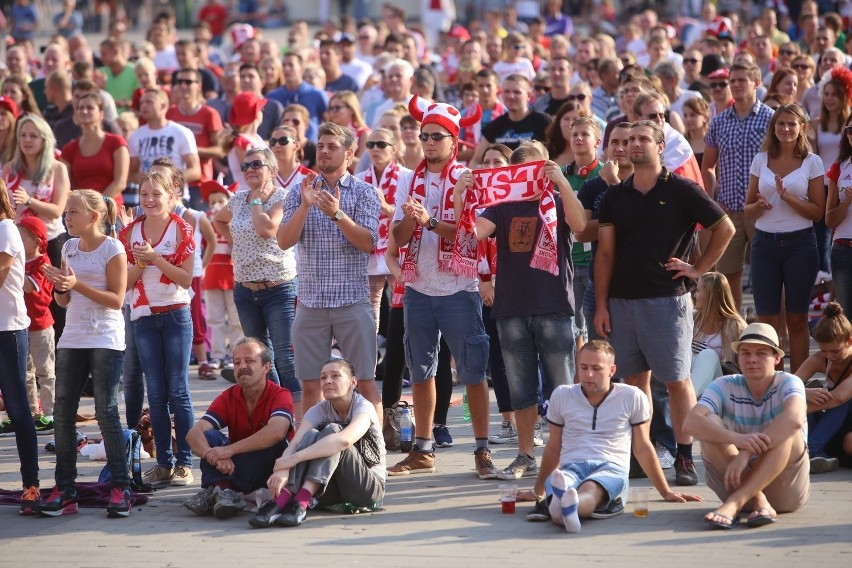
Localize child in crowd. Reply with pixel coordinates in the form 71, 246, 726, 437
795, 302, 852, 473
200, 180, 242, 372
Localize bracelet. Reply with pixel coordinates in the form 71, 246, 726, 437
26, 197, 32, 206
54, 289, 69, 295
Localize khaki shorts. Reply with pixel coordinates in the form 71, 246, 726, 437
703, 443, 810, 513
716, 211, 755, 275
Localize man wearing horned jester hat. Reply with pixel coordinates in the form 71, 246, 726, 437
387, 96, 499, 479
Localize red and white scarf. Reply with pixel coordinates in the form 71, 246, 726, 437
452, 160, 558, 279
362, 161, 400, 263
399, 160, 465, 283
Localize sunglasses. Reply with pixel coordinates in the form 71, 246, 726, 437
567, 94, 587, 102
269, 136, 295, 147
793, 64, 812, 70
366, 140, 393, 149
779, 49, 796, 56
328, 105, 348, 112
709, 81, 729, 89
174, 78, 197, 86
683, 58, 699, 64
646, 112, 666, 120
240, 159, 269, 172
419, 132, 454, 142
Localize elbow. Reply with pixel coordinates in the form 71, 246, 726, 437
256, 227, 277, 240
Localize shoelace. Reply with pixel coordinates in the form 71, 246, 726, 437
21, 486, 40, 501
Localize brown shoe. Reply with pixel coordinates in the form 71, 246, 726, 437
474, 447, 498, 480
387, 451, 436, 476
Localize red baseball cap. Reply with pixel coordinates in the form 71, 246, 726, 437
16, 216, 48, 252
0, 96, 20, 118
708, 68, 730, 80
229, 92, 267, 127
199, 180, 235, 202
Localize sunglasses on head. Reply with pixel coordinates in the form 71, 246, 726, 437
269, 136, 295, 147
240, 159, 268, 172
419, 132, 453, 142
709, 81, 729, 89
567, 94, 587, 102
366, 140, 392, 149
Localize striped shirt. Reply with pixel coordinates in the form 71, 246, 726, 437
281, 172, 380, 308
697, 372, 807, 442
704, 101, 774, 212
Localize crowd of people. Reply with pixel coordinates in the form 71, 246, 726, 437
0, 0, 850, 532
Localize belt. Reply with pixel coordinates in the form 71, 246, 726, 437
149, 303, 188, 314
240, 280, 286, 291
755, 227, 813, 241
834, 238, 852, 248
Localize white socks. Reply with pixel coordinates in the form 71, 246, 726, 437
549, 469, 581, 534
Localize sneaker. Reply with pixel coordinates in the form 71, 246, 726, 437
590, 500, 625, 519
387, 451, 436, 476
34, 415, 54, 432
656, 443, 675, 469
171, 465, 194, 486
221, 367, 236, 383
209, 358, 223, 370
183, 487, 216, 516
213, 487, 247, 519
674, 454, 699, 486
533, 422, 545, 447
810, 455, 840, 474
474, 447, 498, 480
249, 498, 287, 528
106, 487, 133, 518
497, 453, 538, 480
39, 486, 78, 517
488, 421, 518, 444
526, 497, 551, 522
20, 485, 41, 516
198, 362, 218, 381
433, 425, 453, 448
275, 499, 307, 527
142, 465, 174, 488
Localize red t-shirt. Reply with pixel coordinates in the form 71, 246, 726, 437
61, 134, 129, 207
198, 4, 228, 37
202, 381, 295, 444
24, 256, 54, 331
166, 104, 223, 183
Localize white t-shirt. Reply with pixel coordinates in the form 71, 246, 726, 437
392, 171, 479, 296
750, 152, 824, 233
0, 219, 30, 332
670, 89, 703, 118
492, 59, 536, 84
58, 237, 125, 350
355, 165, 413, 276
128, 121, 199, 175
340, 59, 373, 90
546, 383, 649, 472
153, 47, 179, 73
828, 159, 852, 239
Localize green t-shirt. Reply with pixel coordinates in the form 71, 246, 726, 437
562, 160, 603, 267
100, 64, 139, 113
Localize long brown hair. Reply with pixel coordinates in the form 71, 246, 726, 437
694, 272, 747, 363
0, 179, 14, 220
545, 101, 588, 158
819, 79, 851, 134
762, 104, 811, 159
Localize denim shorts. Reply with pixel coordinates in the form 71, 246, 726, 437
608, 294, 693, 382
751, 228, 818, 315
546, 460, 628, 515
403, 288, 489, 386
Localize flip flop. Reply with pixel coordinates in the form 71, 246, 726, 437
747, 511, 777, 528
704, 512, 740, 530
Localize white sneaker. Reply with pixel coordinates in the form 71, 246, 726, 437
656, 443, 675, 469
488, 421, 518, 444
533, 422, 545, 447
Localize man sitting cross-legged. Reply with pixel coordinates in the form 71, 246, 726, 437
526, 340, 701, 533
183, 337, 294, 519
685, 323, 810, 529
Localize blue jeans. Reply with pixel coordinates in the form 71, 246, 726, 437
133, 307, 195, 468
200, 430, 287, 492
122, 306, 145, 429
0, 329, 39, 487
572, 265, 591, 341
54, 348, 129, 489
831, 244, 852, 314
496, 314, 575, 410
234, 281, 299, 398
808, 401, 852, 458
751, 228, 819, 315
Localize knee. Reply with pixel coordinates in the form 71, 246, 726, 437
322, 422, 345, 434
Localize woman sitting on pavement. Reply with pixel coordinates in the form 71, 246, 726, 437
249, 358, 386, 528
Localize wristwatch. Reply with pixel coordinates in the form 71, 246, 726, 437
333, 210, 345, 222
426, 217, 439, 231
249, 198, 263, 207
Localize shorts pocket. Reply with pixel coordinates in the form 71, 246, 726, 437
463, 334, 490, 376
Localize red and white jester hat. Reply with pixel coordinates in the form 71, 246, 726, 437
407, 95, 482, 138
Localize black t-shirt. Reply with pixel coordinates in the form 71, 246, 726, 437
598, 169, 726, 299
481, 110, 552, 150
480, 195, 575, 318
577, 176, 611, 282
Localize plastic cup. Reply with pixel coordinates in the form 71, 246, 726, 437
632, 487, 650, 518
499, 484, 517, 514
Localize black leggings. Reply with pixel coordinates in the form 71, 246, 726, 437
47, 233, 68, 343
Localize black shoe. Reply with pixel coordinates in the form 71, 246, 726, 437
221, 368, 236, 383
275, 499, 307, 527
249, 499, 286, 528
674, 454, 699, 486
526, 497, 551, 522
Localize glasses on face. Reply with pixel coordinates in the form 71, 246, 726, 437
240, 159, 269, 172
779, 49, 796, 56
683, 58, 699, 64
512, 44, 525, 50
269, 136, 295, 147
419, 132, 453, 142
646, 112, 666, 120
567, 93, 587, 102
534, 85, 550, 93
620, 87, 641, 96
366, 140, 392, 149
793, 64, 812, 70
174, 78, 197, 86
328, 104, 348, 112
710, 81, 729, 89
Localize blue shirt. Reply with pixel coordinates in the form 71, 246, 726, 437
266, 83, 328, 141
281, 173, 380, 308
704, 101, 774, 212
11, 4, 38, 41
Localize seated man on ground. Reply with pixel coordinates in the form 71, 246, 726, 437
685, 323, 810, 529
184, 337, 294, 519
527, 340, 701, 533
249, 358, 386, 528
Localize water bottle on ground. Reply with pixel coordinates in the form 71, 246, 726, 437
463, 391, 470, 422
400, 407, 413, 453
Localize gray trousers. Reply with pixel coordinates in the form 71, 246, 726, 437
287, 422, 385, 507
